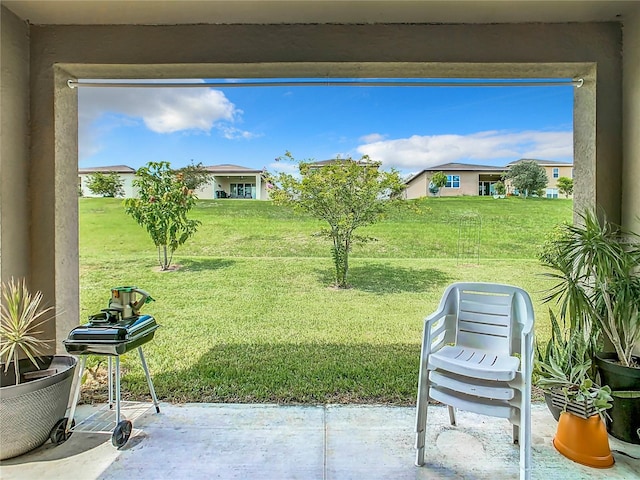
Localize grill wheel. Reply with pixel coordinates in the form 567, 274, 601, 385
112, 419, 132, 448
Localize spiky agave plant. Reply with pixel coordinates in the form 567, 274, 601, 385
0, 278, 53, 385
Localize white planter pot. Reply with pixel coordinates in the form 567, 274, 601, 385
0, 355, 77, 460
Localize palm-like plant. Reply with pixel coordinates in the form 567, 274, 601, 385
540, 209, 640, 368
0, 278, 53, 384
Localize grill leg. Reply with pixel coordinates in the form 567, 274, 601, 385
108, 356, 114, 409
66, 356, 87, 434
115, 356, 121, 425
138, 347, 160, 413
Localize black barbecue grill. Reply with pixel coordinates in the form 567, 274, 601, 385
64, 311, 160, 356
62, 287, 160, 448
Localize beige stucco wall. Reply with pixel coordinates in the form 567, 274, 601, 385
622, 10, 640, 235
545, 165, 574, 195
546, 165, 573, 187
405, 173, 428, 199
79, 172, 137, 198
442, 171, 479, 197
0, 17, 633, 349
0, 8, 31, 284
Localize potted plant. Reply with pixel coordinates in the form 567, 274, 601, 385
536, 338, 614, 468
539, 209, 640, 443
534, 309, 599, 421
0, 278, 77, 460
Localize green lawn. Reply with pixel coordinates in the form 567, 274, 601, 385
79, 196, 572, 404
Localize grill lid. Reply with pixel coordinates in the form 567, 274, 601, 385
64, 313, 160, 355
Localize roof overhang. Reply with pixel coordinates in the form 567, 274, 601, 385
3, 1, 637, 26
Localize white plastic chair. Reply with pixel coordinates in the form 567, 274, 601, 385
415, 282, 534, 480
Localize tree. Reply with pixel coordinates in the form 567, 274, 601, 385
124, 161, 201, 270
505, 160, 548, 197
430, 171, 447, 197
86, 172, 124, 197
269, 153, 404, 289
173, 161, 213, 192
493, 181, 506, 195
557, 176, 574, 198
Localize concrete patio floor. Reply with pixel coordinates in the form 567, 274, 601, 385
1, 402, 639, 480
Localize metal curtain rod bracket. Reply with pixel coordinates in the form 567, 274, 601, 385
67, 78, 584, 89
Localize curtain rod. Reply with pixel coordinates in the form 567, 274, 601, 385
67, 78, 584, 89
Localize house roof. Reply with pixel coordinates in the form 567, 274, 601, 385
507, 158, 573, 167
405, 163, 504, 185
204, 164, 263, 174
78, 165, 136, 174
424, 162, 505, 172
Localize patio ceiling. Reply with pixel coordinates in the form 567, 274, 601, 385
3, 0, 638, 26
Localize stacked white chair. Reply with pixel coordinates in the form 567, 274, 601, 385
415, 282, 534, 480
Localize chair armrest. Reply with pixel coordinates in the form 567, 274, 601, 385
424, 307, 447, 326
424, 308, 451, 337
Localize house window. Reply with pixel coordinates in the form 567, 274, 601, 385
552, 167, 559, 178
445, 175, 460, 188
546, 188, 559, 199
230, 183, 256, 198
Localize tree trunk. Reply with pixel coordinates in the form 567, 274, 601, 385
332, 234, 348, 288
162, 245, 169, 270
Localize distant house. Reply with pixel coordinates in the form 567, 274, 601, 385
78, 165, 136, 197
404, 163, 505, 198
79, 164, 270, 200
201, 164, 269, 200
506, 159, 573, 198
404, 159, 573, 199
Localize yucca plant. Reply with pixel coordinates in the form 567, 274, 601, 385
539, 209, 640, 368
0, 278, 54, 385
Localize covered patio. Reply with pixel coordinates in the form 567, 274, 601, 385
1, 1, 640, 478
2, 403, 639, 479
2, 0, 639, 351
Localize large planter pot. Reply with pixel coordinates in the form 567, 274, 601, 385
553, 412, 614, 468
595, 351, 640, 390
608, 391, 640, 445
0, 355, 77, 460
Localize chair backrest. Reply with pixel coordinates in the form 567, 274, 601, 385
454, 284, 516, 355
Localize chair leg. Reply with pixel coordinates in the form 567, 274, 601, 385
520, 404, 532, 480
513, 424, 519, 444
415, 432, 426, 467
447, 405, 456, 426
415, 363, 430, 466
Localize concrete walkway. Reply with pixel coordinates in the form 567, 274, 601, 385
1, 403, 638, 480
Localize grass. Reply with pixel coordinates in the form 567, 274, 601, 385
79, 196, 572, 404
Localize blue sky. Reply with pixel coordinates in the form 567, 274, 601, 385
78, 79, 573, 176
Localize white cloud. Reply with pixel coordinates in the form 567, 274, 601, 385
78, 80, 247, 157
359, 133, 386, 143
218, 125, 262, 140
356, 130, 572, 170
267, 161, 299, 174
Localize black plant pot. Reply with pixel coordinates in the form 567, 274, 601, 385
595, 351, 640, 390
608, 391, 640, 444
595, 351, 640, 444
543, 391, 562, 421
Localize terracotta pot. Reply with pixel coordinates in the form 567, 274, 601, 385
553, 412, 614, 468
